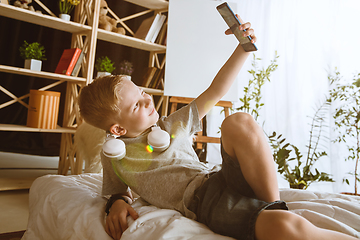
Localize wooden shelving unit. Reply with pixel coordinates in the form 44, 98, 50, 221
0, 0, 167, 175
0, 65, 86, 83
125, 0, 168, 10
0, 3, 91, 33
0, 124, 76, 133
97, 28, 166, 52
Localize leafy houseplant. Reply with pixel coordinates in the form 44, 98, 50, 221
95, 56, 116, 77
118, 60, 134, 77
236, 52, 334, 189
59, 0, 80, 15
268, 100, 334, 189
237, 52, 279, 121
19, 40, 46, 71
19, 40, 46, 61
328, 69, 360, 195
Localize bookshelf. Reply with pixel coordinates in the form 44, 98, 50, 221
125, 0, 168, 10
0, 124, 76, 133
0, 0, 167, 175
97, 28, 166, 52
0, 65, 86, 83
0, 3, 91, 33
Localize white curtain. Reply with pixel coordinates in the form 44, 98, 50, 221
206, 0, 360, 193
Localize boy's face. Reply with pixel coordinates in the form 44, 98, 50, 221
112, 79, 159, 137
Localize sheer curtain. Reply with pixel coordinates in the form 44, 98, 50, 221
207, 0, 360, 193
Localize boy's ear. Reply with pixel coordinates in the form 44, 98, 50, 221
110, 124, 127, 136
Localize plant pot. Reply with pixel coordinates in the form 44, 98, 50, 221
289, 183, 306, 190
59, 14, 71, 21
24, 59, 42, 71
97, 72, 111, 78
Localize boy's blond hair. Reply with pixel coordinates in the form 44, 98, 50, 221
78, 75, 126, 131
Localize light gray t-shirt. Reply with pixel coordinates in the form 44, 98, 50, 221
101, 101, 220, 219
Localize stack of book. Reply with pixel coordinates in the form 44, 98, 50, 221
142, 66, 165, 89
55, 48, 85, 76
135, 13, 167, 44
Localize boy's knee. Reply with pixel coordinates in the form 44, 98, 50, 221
221, 112, 257, 137
255, 210, 308, 240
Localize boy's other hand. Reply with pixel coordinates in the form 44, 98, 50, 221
105, 199, 139, 240
225, 14, 257, 44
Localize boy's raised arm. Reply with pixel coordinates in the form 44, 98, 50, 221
195, 19, 256, 120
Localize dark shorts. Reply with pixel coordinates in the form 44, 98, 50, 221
190, 144, 288, 240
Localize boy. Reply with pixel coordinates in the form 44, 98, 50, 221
78, 18, 358, 240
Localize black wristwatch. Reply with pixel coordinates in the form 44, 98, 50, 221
105, 195, 128, 215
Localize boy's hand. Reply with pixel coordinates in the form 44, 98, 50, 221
225, 14, 257, 44
105, 199, 139, 240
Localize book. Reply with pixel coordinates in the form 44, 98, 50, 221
155, 22, 167, 45
148, 67, 165, 89
153, 67, 165, 89
70, 51, 85, 76
55, 48, 82, 76
145, 14, 161, 42
135, 14, 164, 42
150, 14, 166, 43
142, 67, 158, 87
149, 68, 161, 88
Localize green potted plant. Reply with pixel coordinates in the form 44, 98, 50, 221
236, 52, 279, 121
268, 100, 334, 189
95, 56, 116, 78
328, 69, 360, 195
118, 60, 134, 80
59, 0, 80, 21
19, 40, 46, 71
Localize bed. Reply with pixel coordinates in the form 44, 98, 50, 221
22, 173, 360, 240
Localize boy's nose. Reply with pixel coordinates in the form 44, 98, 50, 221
144, 97, 151, 107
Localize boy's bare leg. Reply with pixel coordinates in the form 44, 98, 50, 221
255, 210, 358, 240
221, 112, 279, 202
221, 113, 358, 240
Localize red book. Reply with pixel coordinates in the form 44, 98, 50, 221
55, 48, 82, 76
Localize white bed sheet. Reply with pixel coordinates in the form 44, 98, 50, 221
22, 174, 360, 240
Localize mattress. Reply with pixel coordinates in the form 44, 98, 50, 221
22, 173, 360, 239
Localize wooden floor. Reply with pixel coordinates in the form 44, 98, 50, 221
0, 178, 36, 192
0, 231, 25, 240
0, 187, 30, 234
0, 152, 60, 235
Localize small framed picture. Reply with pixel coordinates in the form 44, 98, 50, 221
1, 0, 9, 4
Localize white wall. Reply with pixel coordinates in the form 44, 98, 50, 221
164, 0, 239, 101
